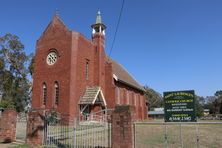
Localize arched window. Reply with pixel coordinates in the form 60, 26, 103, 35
54, 81, 59, 105
43, 83, 47, 105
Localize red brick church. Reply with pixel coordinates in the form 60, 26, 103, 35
31, 12, 147, 122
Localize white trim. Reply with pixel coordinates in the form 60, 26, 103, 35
113, 74, 118, 81
80, 105, 88, 114
92, 28, 95, 34
92, 87, 107, 106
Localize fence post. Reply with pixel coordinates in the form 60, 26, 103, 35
111, 105, 135, 148
26, 110, 44, 146
133, 123, 136, 148
0, 109, 17, 143
73, 118, 76, 147
179, 122, 183, 148
164, 123, 168, 148
195, 122, 199, 148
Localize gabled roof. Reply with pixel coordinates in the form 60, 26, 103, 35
38, 15, 70, 41
108, 58, 145, 92
79, 86, 106, 106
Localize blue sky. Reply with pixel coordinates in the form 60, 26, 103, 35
0, 0, 222, 97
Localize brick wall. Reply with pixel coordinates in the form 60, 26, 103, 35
26, 110, 44, 146
114, 81, 147, 120
0, 109, 17, 143
111, 105, 135, 148
32, 16, 72, 122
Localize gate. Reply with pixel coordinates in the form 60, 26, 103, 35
134, 122, 222, 148
16, 112, 27, 142
43, 117, 111, 147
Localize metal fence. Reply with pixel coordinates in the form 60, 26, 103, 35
43, 119, 111, 148
134, 122, 222, 148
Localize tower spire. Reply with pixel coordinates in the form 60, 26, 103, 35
96, 11, 102, 24
91, 11, 106, 35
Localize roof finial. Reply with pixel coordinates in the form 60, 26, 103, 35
97, 10, 101, 15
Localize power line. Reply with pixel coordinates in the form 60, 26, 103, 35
108, 0, 125, 60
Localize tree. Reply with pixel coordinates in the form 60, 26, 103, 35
28, 55, 35, 76
0, 33, 32, 112
195, 96, 204, 117
144, 86, 163, 110
204, 96, 217, 114
215, 90, 222, 114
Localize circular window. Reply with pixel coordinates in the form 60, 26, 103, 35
46, 51, 58, 65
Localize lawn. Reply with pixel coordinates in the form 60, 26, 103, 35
135, 120, 222, 148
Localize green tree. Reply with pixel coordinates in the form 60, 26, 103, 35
204, 96, 217, 114
0, 33, 32, 112
144, 86, 163, 110
28, 55, 35, 76
195, 96, 204, 117
215, 90, 222, 114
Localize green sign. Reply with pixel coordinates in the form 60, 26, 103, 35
164, 90, 196, 122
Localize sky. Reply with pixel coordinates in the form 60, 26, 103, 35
0, 0, 222, 97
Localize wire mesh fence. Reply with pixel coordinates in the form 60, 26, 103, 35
134, 122, 222, 148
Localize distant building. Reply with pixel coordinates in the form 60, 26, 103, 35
148, 108, 164, 119
203, 109, 210, 116
31, 12, 147, 122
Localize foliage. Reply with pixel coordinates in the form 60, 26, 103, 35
28, 55, 35, 76
144, 86, 163, 110
203, 91, 222, 114
0, 33, 32, 112
45, 109, 60, 124
215, 90, 222, 114
195, 96, 204, 117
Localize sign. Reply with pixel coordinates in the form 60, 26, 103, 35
164, 90, 196, 122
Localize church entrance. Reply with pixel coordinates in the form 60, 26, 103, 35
79, 86, 107, 122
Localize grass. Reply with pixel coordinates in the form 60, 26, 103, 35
8, 144, 31, 148
135, 120, 222, 148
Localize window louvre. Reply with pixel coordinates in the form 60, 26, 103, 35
43, 83, 47, 105
86, 60, 89, 80
55, 82, 59, 105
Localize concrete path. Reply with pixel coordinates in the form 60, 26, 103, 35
0, 143, 12, 148
0, 141, 24, 148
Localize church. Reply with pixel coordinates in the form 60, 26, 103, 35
31, 12, 147, 122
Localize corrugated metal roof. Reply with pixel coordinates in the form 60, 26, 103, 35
148, 111, 164, 115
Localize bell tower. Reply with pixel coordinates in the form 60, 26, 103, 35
91, 11, 106, 94
91, 11, 106, 36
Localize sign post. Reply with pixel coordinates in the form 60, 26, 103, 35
164, 90, 196, 122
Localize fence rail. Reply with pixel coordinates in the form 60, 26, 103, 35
134, 122, 222, 148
